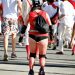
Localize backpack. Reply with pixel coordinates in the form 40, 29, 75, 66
34, 12, 49, 33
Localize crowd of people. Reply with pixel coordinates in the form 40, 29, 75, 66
0, 0, 75, 75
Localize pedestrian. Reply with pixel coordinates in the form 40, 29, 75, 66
18, 0, 32, 60
19, 0, 52, 75
56, 0, 75, 54
42, 0, 59, 50
18, 16, 31, 60
0, 0, 22, 61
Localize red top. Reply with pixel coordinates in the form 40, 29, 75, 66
28, 10, 51, 36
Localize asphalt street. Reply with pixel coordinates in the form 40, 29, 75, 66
0, 35, 75, 75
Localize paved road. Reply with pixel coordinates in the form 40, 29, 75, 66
0, 35, 75, 75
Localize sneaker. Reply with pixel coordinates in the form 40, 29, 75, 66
3, 54, 8, 61
39, 68, 45, 75
56, 51, 64, 55
11, 53, 17, 58
28, 69, 34, 75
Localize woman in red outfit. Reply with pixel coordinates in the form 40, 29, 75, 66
21, 0, 52, 75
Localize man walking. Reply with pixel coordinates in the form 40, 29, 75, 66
56, 0, 75, 54
0, 0, 22, 61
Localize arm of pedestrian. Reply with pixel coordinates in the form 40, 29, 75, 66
17, 0, 22, 16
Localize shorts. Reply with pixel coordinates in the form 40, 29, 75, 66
29, 34, 48, 42
2, 17, 18, 36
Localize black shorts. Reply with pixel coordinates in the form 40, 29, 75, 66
29, 34, 48, 42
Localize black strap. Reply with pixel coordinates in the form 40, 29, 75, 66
34, 11, 46, 23
50, 7, 59, 20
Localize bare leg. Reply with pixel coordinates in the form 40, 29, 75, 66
26, 45, 30, 60
12, 33, 16, 53
11, 33, 17, 58
3, 35, 9, 61
36, 42, 39, 58
39, 38, 48, 68
28, 38, 36, 75
29, 38, 36, 70
4, 35, 9, 55
38, 38, 48, 75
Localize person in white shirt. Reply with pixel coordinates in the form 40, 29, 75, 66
18, 0, 32, 60
56, 0, 75, 54
0, 0, 22, 61
42, 0, 59, 49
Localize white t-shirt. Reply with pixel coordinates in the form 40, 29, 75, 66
42, 3, 58, 18
1, 0, 18, 19
59, 1, 75, 27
